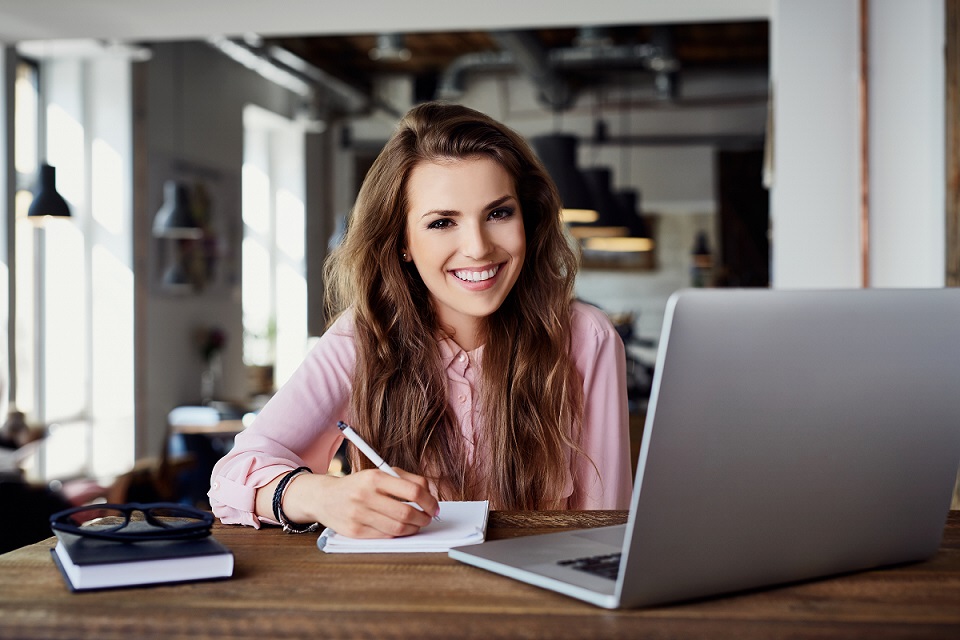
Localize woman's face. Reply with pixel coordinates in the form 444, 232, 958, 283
404, 156, 526, 346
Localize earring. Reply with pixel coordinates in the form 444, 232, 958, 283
401, 252, 409, 262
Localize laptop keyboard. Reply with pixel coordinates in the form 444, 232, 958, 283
558, 552, 621, 580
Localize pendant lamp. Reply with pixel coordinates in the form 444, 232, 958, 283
27, 163, 71, 219
579, 180, 655, 254
615, 189, 653, 241
529, 134, 598, 223
580, 167, 628, 236
153, 180, 202, 239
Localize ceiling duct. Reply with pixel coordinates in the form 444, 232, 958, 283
549, 27, 679, 73
649, 26, 680, 101
438, 27, 681, 109
435, 50, 515, 100
489, 30, 573, 111
369, 33, 411, 62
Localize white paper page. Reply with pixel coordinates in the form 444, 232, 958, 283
317, 501, 489, 553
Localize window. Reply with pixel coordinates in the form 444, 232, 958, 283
242, 105, 309, 392
11, 55, 134, 482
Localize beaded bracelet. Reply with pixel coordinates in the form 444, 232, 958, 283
271, 466, 320, 534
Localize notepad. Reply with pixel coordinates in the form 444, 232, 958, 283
317, 500, 489, 553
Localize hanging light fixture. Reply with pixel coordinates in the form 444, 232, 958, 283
27, 163, 71, 219
580, 167, 629, 237
615, 189, 655, 243
530, 134, 598, 223
152, 180, 202, 239
580, 178, 656, 254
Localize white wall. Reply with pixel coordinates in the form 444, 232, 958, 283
770, 0, 945, 288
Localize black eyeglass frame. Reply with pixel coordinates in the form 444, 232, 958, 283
50, 502, 214, 542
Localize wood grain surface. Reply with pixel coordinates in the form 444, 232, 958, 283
0, 510, 957, 639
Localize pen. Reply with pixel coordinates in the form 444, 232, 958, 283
337, 421, 441, 521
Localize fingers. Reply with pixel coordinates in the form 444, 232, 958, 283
349, 499, 431, 538
390, 468, 440, 518
316, 469, 438, 539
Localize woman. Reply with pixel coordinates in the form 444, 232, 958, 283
209, 102, 632, 538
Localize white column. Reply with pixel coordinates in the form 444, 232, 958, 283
770, 0, 862, 288
869, 0, 945, 287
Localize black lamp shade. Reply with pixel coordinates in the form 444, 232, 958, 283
581, 167, 625, 228
530, 134, 596, 214
615, 188, 652, 239
153, 180, 202, 239
27, 164, 71, 218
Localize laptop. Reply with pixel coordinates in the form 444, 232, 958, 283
449, 288, 960, 609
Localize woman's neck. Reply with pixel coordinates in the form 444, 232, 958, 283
445, 331, 481, 353
439, 319, 482, 352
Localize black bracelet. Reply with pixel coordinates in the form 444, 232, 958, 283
271, 466, 320, 534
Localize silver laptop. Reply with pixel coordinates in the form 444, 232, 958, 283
449, 288, 960, 608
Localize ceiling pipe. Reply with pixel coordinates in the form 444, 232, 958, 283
369, 33, 411, 62
436, 49, 515, 100
489, 30, 574, 111
438, 28, 681, 109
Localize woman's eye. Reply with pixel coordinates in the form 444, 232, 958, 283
427, 218, 453, 230
489, 207, 514, 221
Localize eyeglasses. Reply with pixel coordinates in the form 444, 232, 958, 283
50, 502, 214, 542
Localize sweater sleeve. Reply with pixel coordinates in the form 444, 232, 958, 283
207, 314, 356, 527
568, 302, 634, 509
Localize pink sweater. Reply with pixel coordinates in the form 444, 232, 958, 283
209, 301, 633, 527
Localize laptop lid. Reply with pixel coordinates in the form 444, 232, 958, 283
450, 288, 960, 609
618, 288, 960, 606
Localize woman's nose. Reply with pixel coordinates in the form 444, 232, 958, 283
462, 224, 493, 259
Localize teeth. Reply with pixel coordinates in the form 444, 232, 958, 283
454, 265, 500, 282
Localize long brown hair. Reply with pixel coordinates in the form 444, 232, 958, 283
324, 101, 583, 509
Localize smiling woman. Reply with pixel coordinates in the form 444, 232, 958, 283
209, 102, 633, 539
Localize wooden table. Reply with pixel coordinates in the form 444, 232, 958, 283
1, 511, 958, 639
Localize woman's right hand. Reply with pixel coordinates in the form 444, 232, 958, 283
257, 468, 440, 539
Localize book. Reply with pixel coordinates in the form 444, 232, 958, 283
317, 500, 489, 553
50, 529, 234, 591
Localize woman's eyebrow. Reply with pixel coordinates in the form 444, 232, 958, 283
418, 195, 515, 220
419, 208, 459, 220
484, 195, 515, 210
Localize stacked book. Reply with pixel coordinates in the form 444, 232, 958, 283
51, 526, 234, 591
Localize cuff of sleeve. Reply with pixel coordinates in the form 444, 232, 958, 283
209, 475, 262, 528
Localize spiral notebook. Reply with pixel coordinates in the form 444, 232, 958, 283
317, 500, 489, 553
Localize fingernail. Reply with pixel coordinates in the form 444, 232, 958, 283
434, 506, 441, 517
